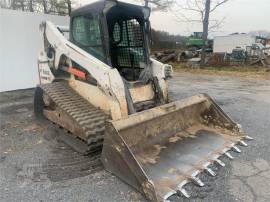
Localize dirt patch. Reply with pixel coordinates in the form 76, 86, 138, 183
172, 64, 270, 80
135, 144, 166, 164
0, 88, 34, 103
23, 123, 44, 133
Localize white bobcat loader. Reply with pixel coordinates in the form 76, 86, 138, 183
34, 0, 252, 201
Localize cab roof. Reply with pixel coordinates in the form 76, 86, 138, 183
71, 0, 144, 17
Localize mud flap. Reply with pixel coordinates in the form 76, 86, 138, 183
101, 94, 251, 201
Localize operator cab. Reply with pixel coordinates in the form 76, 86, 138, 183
70, 0, 151, 81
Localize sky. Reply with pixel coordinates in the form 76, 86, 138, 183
76, 0, 270, 37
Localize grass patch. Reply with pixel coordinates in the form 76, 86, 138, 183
171, 63, 270, 79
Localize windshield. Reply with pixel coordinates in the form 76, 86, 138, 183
72, 15, 105, 61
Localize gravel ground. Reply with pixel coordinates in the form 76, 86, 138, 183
0, 72, 270, 202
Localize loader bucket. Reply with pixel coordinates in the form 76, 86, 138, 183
101, 94, 251, 201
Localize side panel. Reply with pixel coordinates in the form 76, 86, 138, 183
38, 50, 55, 84
129, 84, 155, 103
151, 59, 170, 102
102, 122, 159, 201
69, 78, 122, 120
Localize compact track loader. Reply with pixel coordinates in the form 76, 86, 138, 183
34, 0, 253, 201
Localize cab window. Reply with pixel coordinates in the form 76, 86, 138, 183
72, 15, 105, 62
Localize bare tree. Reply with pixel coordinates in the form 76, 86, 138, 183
1, 0, 76, 16
66, 0, 71, 15
29, 0, 33, 12
173, 0, 230, 66
41, 0, 47, 13
201, 0, 210, 66
0, 0, 10, 8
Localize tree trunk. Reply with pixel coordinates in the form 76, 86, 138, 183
200, 0, 211, 67
20, 1, 24, 11
67, 0, 71, 16
29, 0, 33, 12
42, 0, 48, 13
11, 0, 16, 9
145, 0, 149, 7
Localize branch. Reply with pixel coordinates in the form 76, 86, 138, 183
143, 0, 174, 11
208, 16, 226, 31
173, 12, 202, 23
175, 0, 205, 21
175, 1, 203, 14
210, 0, 229, 12
194, 0, 203, 11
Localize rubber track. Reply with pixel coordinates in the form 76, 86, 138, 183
41, 82, 109, 153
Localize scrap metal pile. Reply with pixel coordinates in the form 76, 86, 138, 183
153, 47, 270, 69
152, 50, 197, 63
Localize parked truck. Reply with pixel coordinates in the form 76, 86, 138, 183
213, 33, 267, 54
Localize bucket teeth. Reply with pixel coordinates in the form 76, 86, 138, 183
191, 176, 204, 187
215, 158, 225, 167
225, 152, 234, 160
245, 136, 254, 140
239, 140, 248, 147
177, 187, 190, 198
205, 167, 216, 176
232, 145, 241, 153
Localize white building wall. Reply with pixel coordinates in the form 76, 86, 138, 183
0, 9, 69, 92
213, 34, 256, 54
